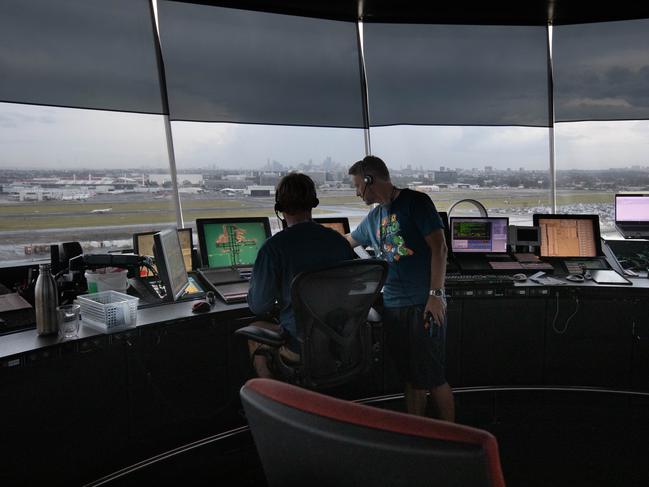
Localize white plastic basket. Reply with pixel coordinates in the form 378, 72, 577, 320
76, 290, 138, 333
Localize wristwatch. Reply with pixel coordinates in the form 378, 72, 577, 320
429, 288, 446, 298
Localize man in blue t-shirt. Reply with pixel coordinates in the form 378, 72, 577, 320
247, 173, 355, 378
347, 156, 454, 421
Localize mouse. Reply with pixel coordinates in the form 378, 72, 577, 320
512, 273, 527, 282
192, 300, 211, 313
565, 274, 585, 282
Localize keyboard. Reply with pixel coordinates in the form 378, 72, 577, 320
213, 281, 250, 304
198, 267, 248, 285
445, 274, 515, 286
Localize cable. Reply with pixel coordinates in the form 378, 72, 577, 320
551, 292, 579, 335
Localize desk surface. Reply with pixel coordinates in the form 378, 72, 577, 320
2, 277, 649, 361
0, 298, 248, 361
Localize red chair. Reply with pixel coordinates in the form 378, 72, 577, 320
241, 378, 506, 487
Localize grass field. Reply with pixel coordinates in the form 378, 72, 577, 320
0, 190, 615, 231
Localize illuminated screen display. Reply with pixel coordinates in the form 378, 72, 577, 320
199, 219, 270, 268
280, 217, 350, 235
154, 229, 189, 301
537, 217, 598, 257
134, 229, 192, 277
615, 195, 649, 222
450, 217, 508, 253
320, 222, 346, 235
314, 217, 350, 235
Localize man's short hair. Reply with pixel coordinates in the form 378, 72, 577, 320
274, 173, 319, 215
348, 155, 390, 181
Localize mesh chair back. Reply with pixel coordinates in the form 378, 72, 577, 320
290, 259, 387, 388
241, 379, 505, 487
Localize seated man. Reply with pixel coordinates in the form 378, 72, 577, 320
247, 173, 355, 378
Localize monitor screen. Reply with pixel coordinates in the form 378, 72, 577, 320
450, 217, 509, 253
197, 218, 271, 269
615, 194, 649, 222
508, 226, 541, 246
280, 217, 351, 235
314, 217, 350, 235
153, 229, 190, 301
534, 214, 601, 257
133, 228, 193, 277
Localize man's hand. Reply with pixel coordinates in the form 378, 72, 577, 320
423, 295, 446, 329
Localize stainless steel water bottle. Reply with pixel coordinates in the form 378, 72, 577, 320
35, 263, 58, 335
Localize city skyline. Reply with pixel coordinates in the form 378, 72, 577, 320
1, 102, 649, 171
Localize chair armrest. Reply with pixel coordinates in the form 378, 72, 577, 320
235, 325, 285, 347
367, 307, 382, 323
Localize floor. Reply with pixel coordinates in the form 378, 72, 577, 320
98, 389, 649, 487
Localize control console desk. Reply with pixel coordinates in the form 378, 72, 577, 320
1, 278, 649, 485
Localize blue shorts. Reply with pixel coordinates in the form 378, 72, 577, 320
382, 304, 447, 390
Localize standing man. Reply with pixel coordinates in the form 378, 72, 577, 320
247, 172, 355, 378
347, 155, 454, 421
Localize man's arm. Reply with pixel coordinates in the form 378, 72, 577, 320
423, 229, 447, 326
345, 233, 359, 248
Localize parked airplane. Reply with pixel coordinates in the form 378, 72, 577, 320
220, 188, 246, 195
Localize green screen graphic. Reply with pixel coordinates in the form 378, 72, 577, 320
203, 222, 267, 268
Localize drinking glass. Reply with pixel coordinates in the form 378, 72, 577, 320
57, 304, 80, 339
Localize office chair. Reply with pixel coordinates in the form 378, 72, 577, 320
235, 259, 387, 389
241, 378, 506, 487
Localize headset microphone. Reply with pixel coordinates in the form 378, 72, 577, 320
274, 195, 285, 225
275, 209, 285, 225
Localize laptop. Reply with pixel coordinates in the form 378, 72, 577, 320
615, 194, 649, 239
449, 217, 511, 272
196, 217, 271, 303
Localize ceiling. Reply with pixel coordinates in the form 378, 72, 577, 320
169, 0, 649, 25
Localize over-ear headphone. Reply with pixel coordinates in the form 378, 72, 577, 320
359, 157, 374, 200
360, 157, 374, 186
274, 174, 319, 214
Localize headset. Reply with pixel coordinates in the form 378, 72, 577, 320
360, 156, 374, 199
274, 174, 319, 222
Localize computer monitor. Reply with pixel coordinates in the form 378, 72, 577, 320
153, 229, 190, 301
314, 217, 350, 235
533, 214, 602, 257
450, 217, 509, 253
280, 217, 351, 235
197, 217, 271, 269
508, 226, 541, 247
615, 194, 649, 222
133, 228, 193, 277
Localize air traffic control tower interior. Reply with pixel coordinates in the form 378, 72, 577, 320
2, 1, 649, 485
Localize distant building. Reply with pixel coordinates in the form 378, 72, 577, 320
308, 171, 327, 186
246, 185, 275, 197
433, 170, 457, 183
223, 174, 248, 181
413, 185, 440, 193
149, 174, 204, 186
